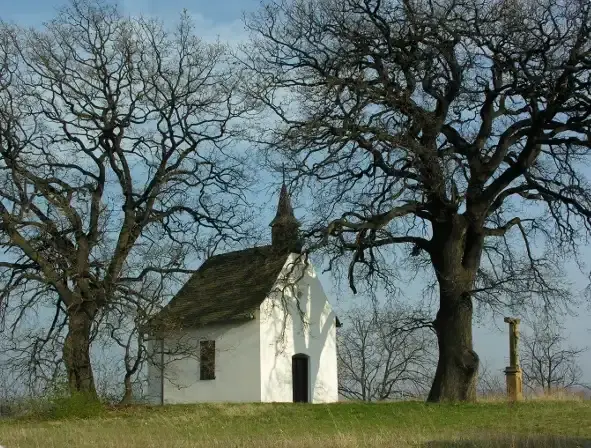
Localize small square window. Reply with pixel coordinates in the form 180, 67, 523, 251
200, 340, 215, 380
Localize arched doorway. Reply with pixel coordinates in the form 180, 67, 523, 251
292, 354, 310, 403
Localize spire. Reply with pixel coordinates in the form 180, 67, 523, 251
270, 184, 295, 225
270, 183, 302, 253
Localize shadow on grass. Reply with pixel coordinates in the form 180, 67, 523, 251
423, 436, 591, 448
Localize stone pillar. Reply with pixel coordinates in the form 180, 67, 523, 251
504, 317, 523, 401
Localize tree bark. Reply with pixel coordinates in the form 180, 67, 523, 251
427, 218, 482, 402
120, 375, 134, 405
427, 289, 479, 402
63, 309, 98, 399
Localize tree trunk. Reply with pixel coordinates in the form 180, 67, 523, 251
120, 375, 134, 405
63, 310, 98, 399
427, 217, 482, 402
427, 288, 479, 402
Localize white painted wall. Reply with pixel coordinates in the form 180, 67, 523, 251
259, 254, 339, 403
146, 253, 338, 404
147, 316, 261, 404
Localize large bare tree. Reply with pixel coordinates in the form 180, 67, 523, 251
0, 1, 254, 398
338, 301, 435, 401
241, 0, 591, 401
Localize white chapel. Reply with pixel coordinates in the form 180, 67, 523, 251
146, 185, 340, 404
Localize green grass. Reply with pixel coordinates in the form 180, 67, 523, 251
1, 400, 590, 447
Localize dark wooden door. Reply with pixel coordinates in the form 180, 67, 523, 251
292, 354, 309, 403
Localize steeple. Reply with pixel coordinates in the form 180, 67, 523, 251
270, 183, 302, 253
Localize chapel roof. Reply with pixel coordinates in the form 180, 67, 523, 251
148, 245, 290, 332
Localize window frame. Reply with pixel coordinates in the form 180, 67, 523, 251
199, 340, 216, 380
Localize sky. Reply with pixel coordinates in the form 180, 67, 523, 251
1, 0, 590, 389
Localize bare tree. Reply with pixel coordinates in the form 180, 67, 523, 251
241, 0, 591, 401
0, 0, 255, 398
476, 361, 505, 398
338, 301, 435, 401
0, 298, 66, 399
96, 272, 203, 404
521, 317, 588, 394
94, 278, 163, 405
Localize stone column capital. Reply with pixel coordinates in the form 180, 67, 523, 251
504, 317, 521, 325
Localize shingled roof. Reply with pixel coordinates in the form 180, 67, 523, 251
149, 245, 291, 332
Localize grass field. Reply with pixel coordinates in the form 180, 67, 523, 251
1, 400, 590, 448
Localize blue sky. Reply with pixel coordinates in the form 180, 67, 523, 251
0, 0, 258, 27
2, 0, 590, 389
